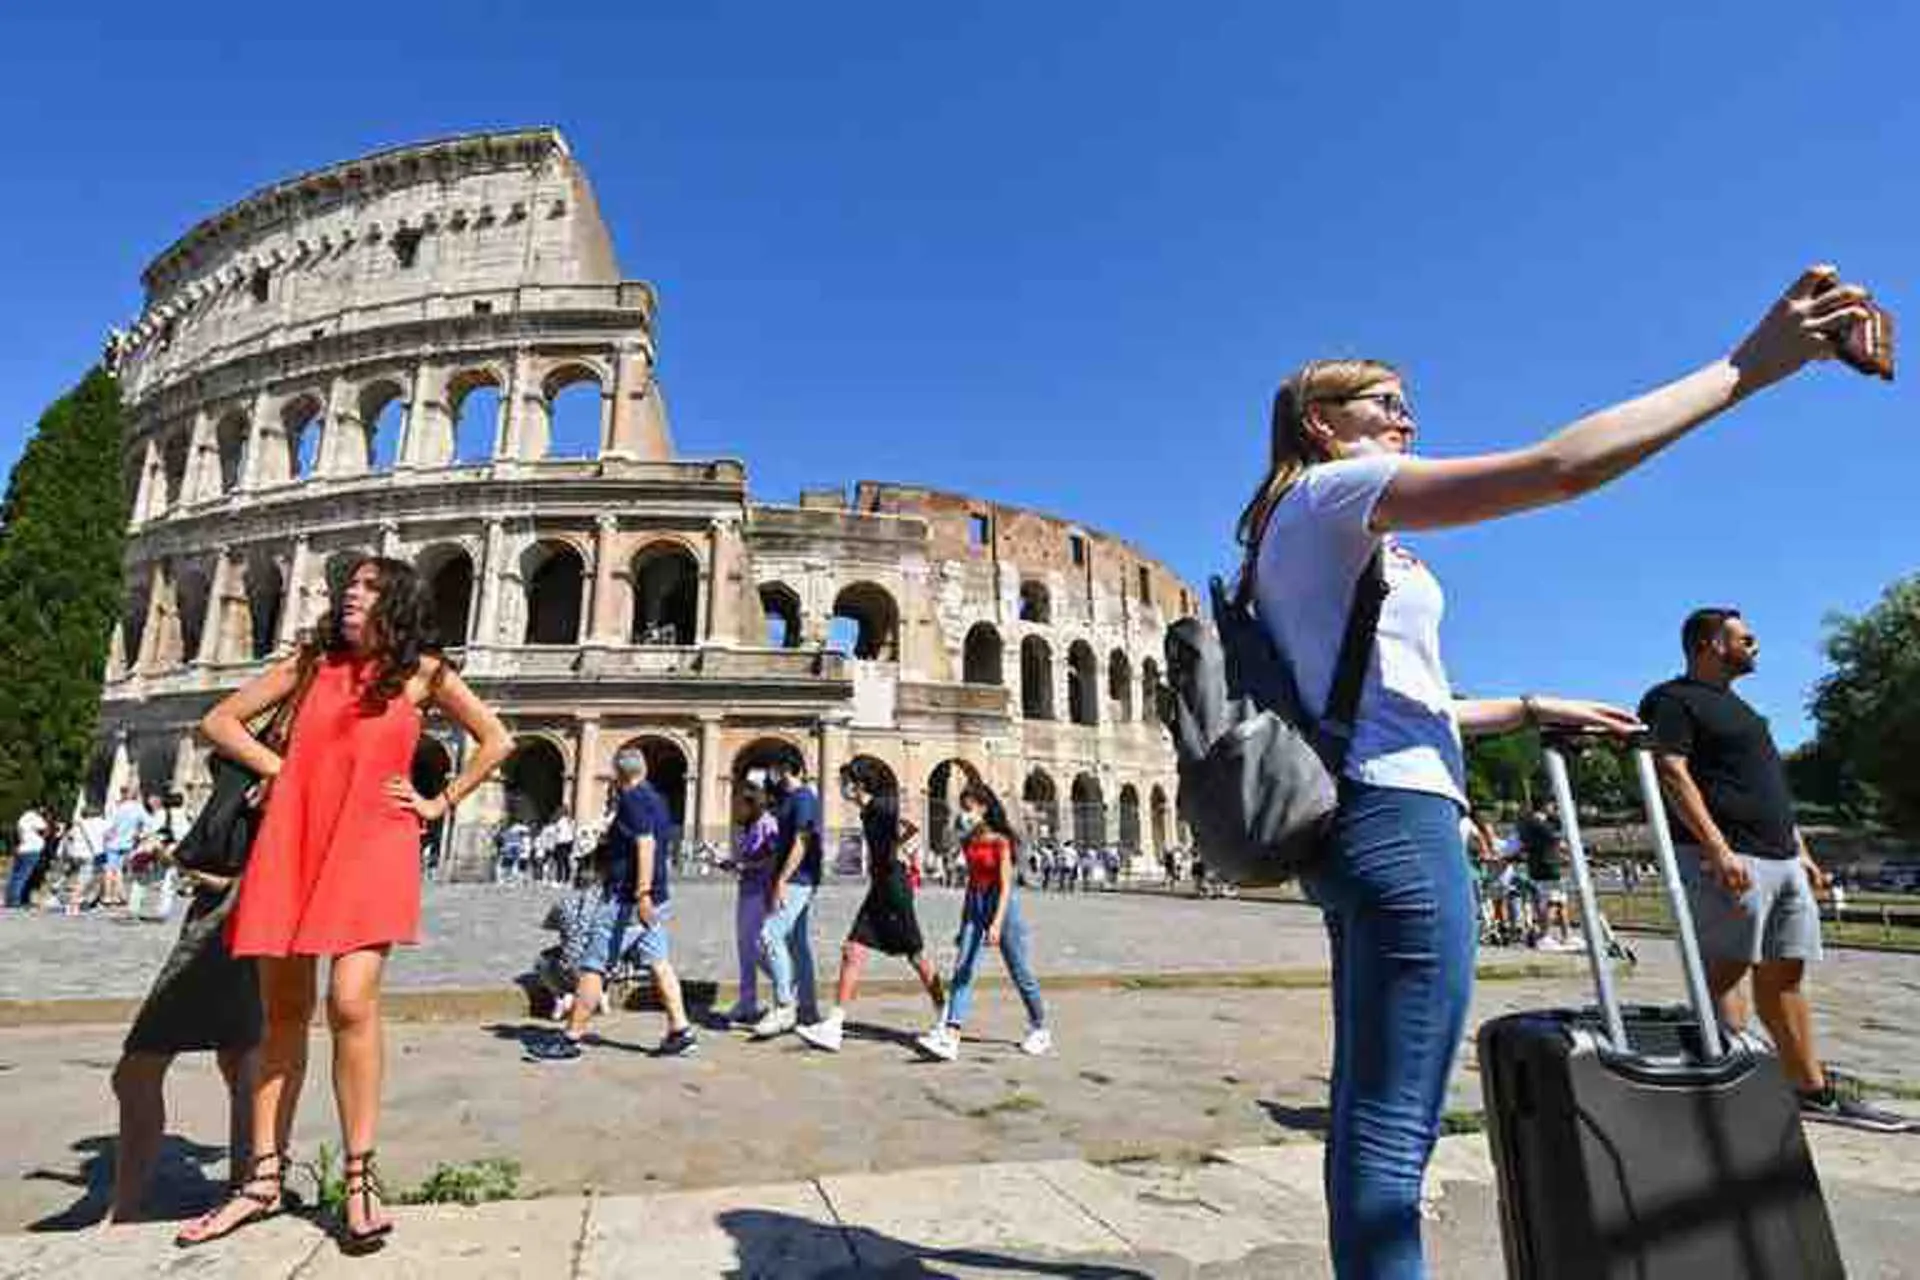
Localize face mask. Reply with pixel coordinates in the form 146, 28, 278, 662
840, 780, 859, 803
955, 811, 981, 836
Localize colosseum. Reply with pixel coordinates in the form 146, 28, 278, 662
99, 127, 1197, 875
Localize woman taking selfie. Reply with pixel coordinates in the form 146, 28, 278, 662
176, 556, 513, 1252
1244, 266, 1879, 1278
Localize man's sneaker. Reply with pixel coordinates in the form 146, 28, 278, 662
550, 993, 575, 1022
656, 1026, 700, 1058
1800, 1086, 1911, 1133
797, 1009, 846, 1053
524, 1033, 584, 1064
751, 1004, 798, 1040
720, 1001, 763, 1026
914, 1025, 961, 1062
1019, 1026, 1054, 1057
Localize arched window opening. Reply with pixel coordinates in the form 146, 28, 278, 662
620, 736, 690, 843
450, 376, 501, 465
759, 583, 802, 649
524, 542, 585, 645
283, 397, 323, 482
544, 368, 603, 460
1020, 636, 1054, 720
161, 433, 191, 509
175, 562, 214, 663
1142, 658, 1163, 727
1067, 640, 1099, 727
963, 623, 1004, 686
1108, 649, 1134, 721
1022, 769, 1059, 842
1150, 785, 1171, 854
1071, 774, 1106, 847
829, 582, 899, 661
631, 544, 700, 646
360, 383, 407, 472
503, 738, 567, 826
1018, 580, 1051, 624
1118, 785, 1142, 853
925, 759, 982, 855
246, 556, 284, 660
216, 413, 249, 494
419, 546, 475, 648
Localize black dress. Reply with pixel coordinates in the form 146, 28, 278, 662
846, 796, 924, 957
123, 879, 263, 1055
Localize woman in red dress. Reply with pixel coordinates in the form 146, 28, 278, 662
177, 556, 512, 1251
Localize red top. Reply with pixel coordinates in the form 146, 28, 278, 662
228, 655, 425, 957
962, 831, 1011, 892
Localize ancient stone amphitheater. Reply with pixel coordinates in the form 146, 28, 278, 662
101, 128, 1195, 874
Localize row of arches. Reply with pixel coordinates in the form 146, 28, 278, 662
135, 364, 609, 518
756, 581, 899, 660
1001, 628, 1161, 726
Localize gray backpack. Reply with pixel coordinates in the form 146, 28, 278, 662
1160, 546, 1386, 885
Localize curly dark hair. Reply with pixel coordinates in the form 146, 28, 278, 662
307, 555, 445, 712
957, 781, 1018, 845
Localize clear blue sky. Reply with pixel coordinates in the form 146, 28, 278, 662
1, 5, 1911, 745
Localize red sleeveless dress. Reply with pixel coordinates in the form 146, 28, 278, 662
228, 656, 425, 957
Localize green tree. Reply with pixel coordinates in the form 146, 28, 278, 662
0, 368, 128, 825
1466, 728, 1542, 813
1808, 574, 1920, 833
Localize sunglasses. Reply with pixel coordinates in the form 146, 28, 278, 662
1323, 390, 1415, 421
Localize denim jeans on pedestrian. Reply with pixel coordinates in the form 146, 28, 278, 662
944, 888, 1045, 1029
1302, 782, 1477, 1280
759, 879, 819, 1020
6, 850, 43, 908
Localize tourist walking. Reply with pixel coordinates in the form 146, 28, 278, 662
99, 786, 150, 908
6, 803, 48, 908
720, 780, 779, 1025
916, 782, 1050, 1062
797, 760, 946, 1052
175, 556, 512, 1252
751, 755, 823, 1039
1238, 265, 1884, 1278
527, 747, 697, 1061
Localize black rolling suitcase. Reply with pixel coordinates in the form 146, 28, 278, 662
1478, 733, 1845, 1280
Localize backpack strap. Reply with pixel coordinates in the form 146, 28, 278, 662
1313, 545, 1389, 772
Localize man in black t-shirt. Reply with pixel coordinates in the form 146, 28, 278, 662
1516, 802, 1571, 948
1641, 607, 1903, 1131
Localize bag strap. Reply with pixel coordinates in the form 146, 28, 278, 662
258, 650, 321, 753
1314, 545, 1389, 771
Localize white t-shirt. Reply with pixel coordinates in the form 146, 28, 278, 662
15, 811, 47, 855
1253, 454, 1466, 806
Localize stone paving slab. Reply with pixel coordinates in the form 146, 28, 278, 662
1, 1130, 1910, 1278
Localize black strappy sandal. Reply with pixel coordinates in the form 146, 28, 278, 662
338, 1150, 394, 1254
174, 1149, 287, 1248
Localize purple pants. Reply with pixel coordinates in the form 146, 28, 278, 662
736, 875, 771, 1008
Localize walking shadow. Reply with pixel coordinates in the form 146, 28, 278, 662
1256, 1100, 1332, 1135
716, 1207, 1152, 1278
23, 1133, 229, 1232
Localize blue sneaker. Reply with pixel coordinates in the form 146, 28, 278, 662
524, 1033, 584, 1064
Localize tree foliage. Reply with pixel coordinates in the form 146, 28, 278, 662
1808, 575, 1920, 834
1466, 725, 1636, 816
0, 368, 128, 824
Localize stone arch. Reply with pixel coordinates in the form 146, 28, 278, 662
1018, 580, 1051, 624
1117, 784, 1142, 853
412, 735, 455, 865
617, 734, 690, 833
522, 540, 586, 645
1141, 658, 1163, 726
1067, 640, 1099, 726
732, 736, 808, 790
1108, 649, 1134, 721
123, 570, 152, 667
161, 429, 192, 510
1071, 773, 1106, 847
1020, 635, 1055, 720
281, 394, 324, 483
829, 582, 899, 661
417, 543, 476, 647
503, 736, 568, 825
174, 557, 215, 664
539, 362, 607, 460
1022, 768, 1059, 842
630, 540, 700, 646
215, 411, 249, 494
1150, 784, 1170, 854
448, 368, 504, 465
758, 581, 803, 649
962, 622, 1004, 686
357, 378, 408, 473
925, 758, 985, 854
245, 553, 284, 660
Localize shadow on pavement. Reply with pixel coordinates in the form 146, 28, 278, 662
24, 1133, 228, 1232
717, 1207, 1153, 1278
1256, 1100, 1331, 1135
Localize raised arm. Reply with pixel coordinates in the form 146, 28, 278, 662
389, 660, 514, 823
1374, 267, 1876, 533
199, 656, 306, 777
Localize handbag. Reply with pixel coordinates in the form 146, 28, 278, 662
172, 655, 320, 877
1160, 545, 1386, 886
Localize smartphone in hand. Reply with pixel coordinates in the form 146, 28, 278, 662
1814, 275, 1896, 380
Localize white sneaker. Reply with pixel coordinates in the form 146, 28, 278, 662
915, 1025, 961, 1062
796, 1009, 845, 1053
751, 1004, 798, 1040
550, 993, 575, 1022
1020, 1026, 1053, 1057
721, 1001, 764, 1026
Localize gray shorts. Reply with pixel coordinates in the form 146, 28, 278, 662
1677, 847, 1823, 966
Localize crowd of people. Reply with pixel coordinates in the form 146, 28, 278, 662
5, 787, 185, 917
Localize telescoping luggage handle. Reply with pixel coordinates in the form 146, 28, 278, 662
1539, 731, 1726, 1062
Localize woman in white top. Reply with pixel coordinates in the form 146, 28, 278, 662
1242, 266, 1879, 1279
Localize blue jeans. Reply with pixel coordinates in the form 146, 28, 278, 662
6, 851, 42, 907
944, 888, 1045, 1029
759, 880, 819, 1020
1303, 783, 1477, 1280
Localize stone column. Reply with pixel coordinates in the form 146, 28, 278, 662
276, 536, 312, 650
694, 715, 723, 846
704, 517, 740, 648
185, 408, 216, 506
240, 389, 273, 492
502, 347, 536, 461
131, 438, 160, 523
573, 717, 603, 823
474, 518, 506, 646
397, 364, 428, 469
322, 378, 360, 478
194, 551, 233, 666
815, 717, 839, 837
379, 521, 402, 559
589, 515, 620, 642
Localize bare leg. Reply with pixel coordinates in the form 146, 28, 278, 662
1752, 960, 1825, 1093
910, 952, 946, 1011
1708, 958, 1751, 1031
835, 941, 868, 1009
650, 961, 690, 1033
566, 971, 607, 1040
328, 948, 392, 1235
215, 1046, 258, 1190
106, 1052, 171, 1225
